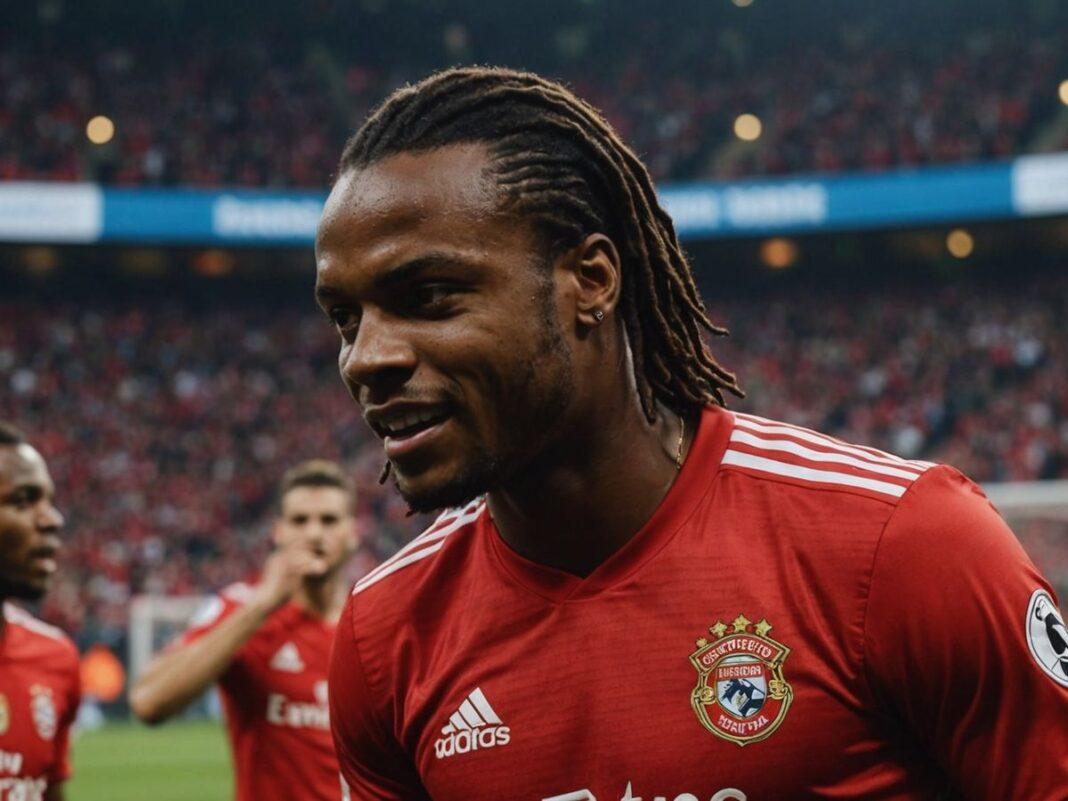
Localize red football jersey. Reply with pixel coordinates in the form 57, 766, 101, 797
330, 406, 1068, 800
179, 583, 339, 801
0, 603, 80, 801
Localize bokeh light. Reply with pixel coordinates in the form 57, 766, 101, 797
734, 113, 762, 141
760, 238, 799, 269
86, 115, 115, 145
946, 229, 974, 259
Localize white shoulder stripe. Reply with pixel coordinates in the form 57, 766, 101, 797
722, 449, 910, 498
352, 539, 450, 596
733, 413, 931, 472
352, 499, 481, 590
352, 501, 484, 596
3, 603, 68, 642
729, 429, 923, 481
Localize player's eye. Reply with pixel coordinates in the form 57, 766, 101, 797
328, 307, 361, 337
408, 283, 460, 313
5, 490, 36, 510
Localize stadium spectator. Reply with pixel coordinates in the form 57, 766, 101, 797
1, 24, 1064, 187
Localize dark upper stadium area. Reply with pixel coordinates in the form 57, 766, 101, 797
4, 0, 1067, 187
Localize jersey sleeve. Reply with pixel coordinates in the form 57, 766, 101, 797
864, 465, 1068, 799
177, 587, 245, 647
329, 596, 430, 801
48, 643, 82, 784
167, 585, 253, 684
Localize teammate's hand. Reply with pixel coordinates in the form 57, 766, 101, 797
252, 542, 328, 611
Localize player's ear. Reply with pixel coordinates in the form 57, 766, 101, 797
347, 518, 360, 552
560, 233, 622, 331
270, 520, 286, 549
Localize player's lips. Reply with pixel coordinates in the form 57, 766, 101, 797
383, 418, 450, 460
364, 402, 452, 460
29, 546, 58, 575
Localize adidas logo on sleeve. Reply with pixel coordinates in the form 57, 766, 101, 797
434, 687, 510, 759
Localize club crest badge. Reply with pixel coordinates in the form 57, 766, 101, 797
0, 694, 9, 736
689, 615, 793, 746
1026, 588, 1068, 688
30, 685, 57, 741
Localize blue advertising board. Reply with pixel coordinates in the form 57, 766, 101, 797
2, 153, 1067, 246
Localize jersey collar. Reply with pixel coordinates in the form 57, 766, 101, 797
482, 405, 733, 603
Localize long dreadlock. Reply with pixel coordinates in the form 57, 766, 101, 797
338, 66, 743, 424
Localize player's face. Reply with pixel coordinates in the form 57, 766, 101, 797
275, 486, 356, 576
0, 444, 64, 601
315, 144, 576, 511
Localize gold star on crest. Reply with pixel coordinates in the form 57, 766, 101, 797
732, 615, 752, 633
696, 637, 708, 648
709, 621, 728, 638
754, 618, 773, 637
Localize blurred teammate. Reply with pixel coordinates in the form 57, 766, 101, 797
131, 460, 357, 801
0, 422, 79, 801
316, 67, 1068, 800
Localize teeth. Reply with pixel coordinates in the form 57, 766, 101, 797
381, 408, 441, 436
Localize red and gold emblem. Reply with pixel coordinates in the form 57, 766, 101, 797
0, 694, 9, 736
30, 685, 57, 741
689, 615, 793, 746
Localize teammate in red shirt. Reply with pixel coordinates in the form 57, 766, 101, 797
315, 68, 1068, 799
131, 460, 358, 801
0, 422, 80, 801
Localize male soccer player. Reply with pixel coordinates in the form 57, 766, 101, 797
316, 68, 1068, 800
131, 460, 357, 801
0, 422, 80, 801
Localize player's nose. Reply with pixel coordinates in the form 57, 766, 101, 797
37, 500, 64, 533
340, 309, 417, 401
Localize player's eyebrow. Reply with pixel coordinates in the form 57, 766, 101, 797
1, 483, 44, 503
315, 252, 472, 306
371, 252, 471, 291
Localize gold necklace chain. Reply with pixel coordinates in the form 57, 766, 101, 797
675, 414, 686, 470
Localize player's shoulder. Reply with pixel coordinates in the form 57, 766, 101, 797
347, 498, 486, 616
721, 411, 944, 509
3, 602, 78, 663
187, 581, 255, 629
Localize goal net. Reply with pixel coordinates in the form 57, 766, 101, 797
128, 594, 220, 718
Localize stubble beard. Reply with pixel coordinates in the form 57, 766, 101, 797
396, 283, 575, 514
0, 573, 47, 602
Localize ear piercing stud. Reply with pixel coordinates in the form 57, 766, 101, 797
593, 310, 605, 322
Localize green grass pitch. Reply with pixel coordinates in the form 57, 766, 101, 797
70, 720, 232, 801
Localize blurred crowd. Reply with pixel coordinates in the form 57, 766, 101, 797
2, 276, 1066, 647
2, 24, 1065, 188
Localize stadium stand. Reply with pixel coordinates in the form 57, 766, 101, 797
2, 23, 1066, 187
2, 275, 1066, 646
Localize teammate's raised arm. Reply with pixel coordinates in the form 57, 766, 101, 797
130, 540, 326, 723
131, 460, 357, 801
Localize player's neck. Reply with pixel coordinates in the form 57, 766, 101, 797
294, 574, 345, 623
488, 397, 693, 578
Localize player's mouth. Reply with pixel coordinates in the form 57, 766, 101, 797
29, 545, 58, 576
366, 404, 452, 460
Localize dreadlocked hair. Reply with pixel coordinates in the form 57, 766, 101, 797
339, 66, 743, 423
